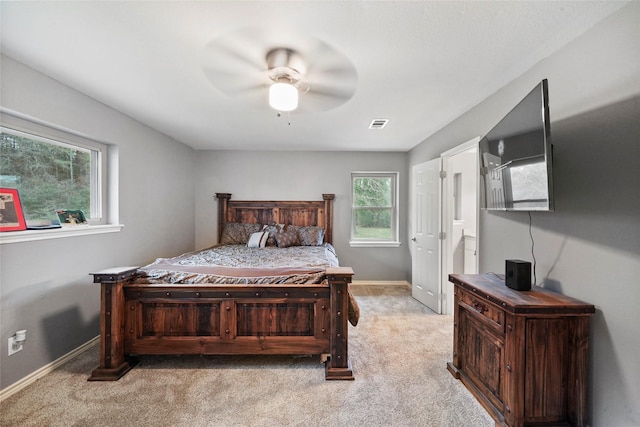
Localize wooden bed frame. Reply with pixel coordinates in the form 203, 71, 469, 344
88, 193, 354, 381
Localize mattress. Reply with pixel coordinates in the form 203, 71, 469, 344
135, 243, 339, 285
134, 243, 359, 326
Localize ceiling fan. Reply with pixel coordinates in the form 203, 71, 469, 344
202, 28, 358, 113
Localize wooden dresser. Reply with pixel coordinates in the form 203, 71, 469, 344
447, 273, 595, 427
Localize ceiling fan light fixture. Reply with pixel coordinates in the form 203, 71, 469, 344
269, 81, 298, 112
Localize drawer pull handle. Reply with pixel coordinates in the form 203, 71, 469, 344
473, 302, 487, 314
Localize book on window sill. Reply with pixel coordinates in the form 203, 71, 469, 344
27, 224, 62, 230
26, 219, 62, 230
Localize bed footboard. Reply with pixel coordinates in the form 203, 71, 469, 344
88, 266, 354, 381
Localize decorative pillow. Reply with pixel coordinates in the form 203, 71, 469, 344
220, 222, 262, 245
262, 223, 284, 246
247, 231, 269, 248
296, 226, 325, 246
274, 229, 300, 248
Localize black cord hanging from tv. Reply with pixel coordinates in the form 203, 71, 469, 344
528, 211, 537, 286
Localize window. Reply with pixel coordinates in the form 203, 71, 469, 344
350, 172, 400, 247
454, 172, 462, 221
0, 110, 119, 243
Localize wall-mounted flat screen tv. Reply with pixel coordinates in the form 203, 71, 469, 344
479, 79, 554, 211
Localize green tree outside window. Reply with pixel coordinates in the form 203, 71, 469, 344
1, 132, 91, 222
352, 173, 397, 241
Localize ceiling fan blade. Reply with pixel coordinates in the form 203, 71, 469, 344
298, 93, 348, 112
310, 65, 357, 79
296, 83, 357, 112
201, 28, 271, 98
305, 38, 357, 75
204, 42, 263, 74
202, 66, 266, 94
300, 37, 358, 111
306, 82, 355, 100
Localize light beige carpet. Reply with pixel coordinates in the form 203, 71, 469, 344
0, 284, 493, 426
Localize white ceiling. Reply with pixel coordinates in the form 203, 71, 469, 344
0, 1, 628, 152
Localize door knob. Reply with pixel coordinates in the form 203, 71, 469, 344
411, 237, 417, 242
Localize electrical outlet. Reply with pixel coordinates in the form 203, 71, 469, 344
8, 336, 23, 356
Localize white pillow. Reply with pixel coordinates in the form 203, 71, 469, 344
247, 231, 268, 248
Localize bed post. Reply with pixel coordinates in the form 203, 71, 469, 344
322, 193, 334, 244
215, 193, 232, 242
88, 267, 139, 381
325, 267, 355, 380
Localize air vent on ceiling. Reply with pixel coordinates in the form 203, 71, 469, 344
369, 119, 389, 129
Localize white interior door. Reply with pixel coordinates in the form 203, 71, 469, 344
411, 158, 441, 313
441, 137, 480, 315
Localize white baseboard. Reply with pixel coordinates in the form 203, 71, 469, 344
351, 280, 411, 288
0, 336, 99, 402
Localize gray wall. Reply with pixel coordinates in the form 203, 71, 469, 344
0, 56, 196, 390
194, 150, 410, 281
409, 4, 640, 426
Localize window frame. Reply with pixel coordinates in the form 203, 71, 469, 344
350, 171, 401, 248
0, 109, 122, 245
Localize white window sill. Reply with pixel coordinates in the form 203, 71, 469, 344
349, 240, 402, 248
0, 224, 124, 245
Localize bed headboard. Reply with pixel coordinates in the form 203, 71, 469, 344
215, 193, 335, 244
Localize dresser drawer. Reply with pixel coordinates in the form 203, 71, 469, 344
458, 288, 504, 333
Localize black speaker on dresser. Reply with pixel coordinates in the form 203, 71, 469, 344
505, 259, 532, 291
